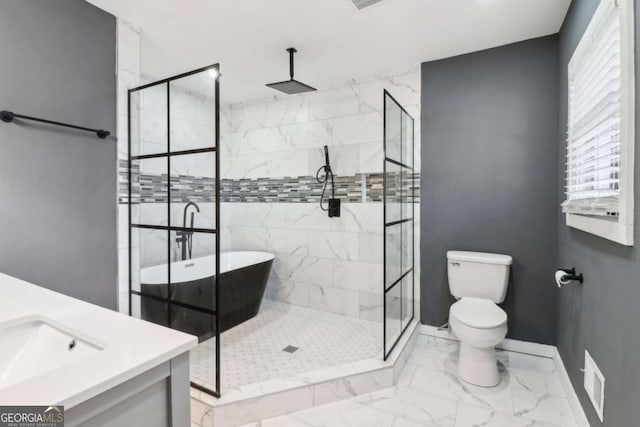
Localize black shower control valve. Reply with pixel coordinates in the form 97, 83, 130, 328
328, 198, 341, 218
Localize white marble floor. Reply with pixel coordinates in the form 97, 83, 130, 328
237, 335, 578, 427
190, 299, 381, 390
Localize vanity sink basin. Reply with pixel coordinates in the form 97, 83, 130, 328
0, 316, 103, 389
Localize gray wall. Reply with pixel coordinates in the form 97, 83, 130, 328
420, 36, 560, 344
0, 0, 117, 308
557, 1, 640, 425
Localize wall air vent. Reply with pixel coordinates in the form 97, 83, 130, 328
350, 0, 385, 10
584, 350, 605, 422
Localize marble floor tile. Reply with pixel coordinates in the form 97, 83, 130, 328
408, 364, 514, 415
406, 336, 457, 370
454, 402, 559, 427
288, 399, 397, 427
408, 336, 508, 373
353, 386, 457, 426
394, 362, 419, 388
391, 416, 431, 427
512, 389, 577, 427
239, 415, 308, 426
218, 334, 580, 427
509, 366, 566, 397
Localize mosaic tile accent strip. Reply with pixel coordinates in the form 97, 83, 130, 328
120, 161, 216, 204
118, 160, 420, 204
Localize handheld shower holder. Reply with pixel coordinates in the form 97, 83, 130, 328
317, 146, 340, 218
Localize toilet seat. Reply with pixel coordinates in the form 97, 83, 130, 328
449, 297, 508, 350
450, 297, 507, 329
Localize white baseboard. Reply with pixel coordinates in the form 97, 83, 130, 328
554, 348, 591, 427
499, 338, 555, 358
420, 324, 590, 426
419, 325, 555, 358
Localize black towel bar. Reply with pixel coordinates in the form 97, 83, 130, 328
1, 110, 110, 139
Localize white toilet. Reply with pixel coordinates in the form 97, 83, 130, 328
447, 250, 512, 387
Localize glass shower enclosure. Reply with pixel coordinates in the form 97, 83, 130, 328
127, 64, 221, 397
383, 90, 415, 359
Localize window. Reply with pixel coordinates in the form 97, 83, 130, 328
563, 0, 636, 245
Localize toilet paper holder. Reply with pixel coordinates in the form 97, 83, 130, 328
560, 267, 584, 284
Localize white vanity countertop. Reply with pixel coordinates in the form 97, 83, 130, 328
0, 272, 198, 408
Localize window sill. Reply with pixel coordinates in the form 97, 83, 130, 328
566, 213, 634, 246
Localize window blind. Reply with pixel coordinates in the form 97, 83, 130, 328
563, 0, 622, 217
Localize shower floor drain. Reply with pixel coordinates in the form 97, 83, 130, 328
282, 345, 299, 353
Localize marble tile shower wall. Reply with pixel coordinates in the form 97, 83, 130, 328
220, 68, 421, 321
116, 19, 141, 313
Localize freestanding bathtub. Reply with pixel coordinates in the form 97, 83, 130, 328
139, 251, 274, 341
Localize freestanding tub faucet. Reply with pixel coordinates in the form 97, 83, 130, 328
176, 202, 200, 260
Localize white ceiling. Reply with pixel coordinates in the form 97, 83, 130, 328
87, 0, 570, 104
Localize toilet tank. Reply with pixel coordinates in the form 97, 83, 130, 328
447, 251, 512, 303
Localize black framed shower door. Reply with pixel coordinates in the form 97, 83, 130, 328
127, 64, 221, 397
383, 89, 415, 360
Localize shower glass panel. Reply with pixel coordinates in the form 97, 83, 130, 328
385, 94, 402, 162
385, 281, 402, 350
130, 157, 168, 227
130, 84, 168, 157
383, 90, 415, 359
128, 64, 221, 397
169, 151, 217, 228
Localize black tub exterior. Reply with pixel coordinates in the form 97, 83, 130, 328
140, 258, 273, 341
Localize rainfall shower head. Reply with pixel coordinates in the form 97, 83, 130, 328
266, 48, 317, 95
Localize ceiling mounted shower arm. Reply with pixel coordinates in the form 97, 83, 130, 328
288, 47, 297, 79
266, 47, 317, 95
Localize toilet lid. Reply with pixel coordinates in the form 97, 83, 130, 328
450, 297, 507, 329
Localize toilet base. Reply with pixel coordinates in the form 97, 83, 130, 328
457, 342, 500, 387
